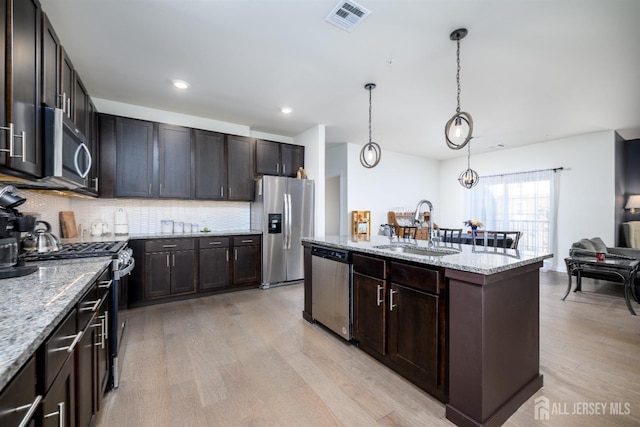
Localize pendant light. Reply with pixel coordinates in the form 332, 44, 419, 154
445, 28, 474, 150
458, 141, 479, 189
360, 83, 381, 168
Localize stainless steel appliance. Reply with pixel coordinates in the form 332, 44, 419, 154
24, 239, 135, 389
310, 246, 352, 340
42, 107, 92, 189
251, 176, 314, 288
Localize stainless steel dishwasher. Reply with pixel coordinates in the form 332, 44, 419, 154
311, 246, 352, 340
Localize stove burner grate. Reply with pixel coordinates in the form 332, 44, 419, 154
23, 241, 128, 261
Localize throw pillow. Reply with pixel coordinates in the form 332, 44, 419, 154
590, 237, 608, 253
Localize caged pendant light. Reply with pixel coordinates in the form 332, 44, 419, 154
445, 28, 474, 150
458, 140, 479, 189
360, 83, 382, 168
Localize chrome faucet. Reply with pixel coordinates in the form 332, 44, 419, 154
413, 199, 438, 246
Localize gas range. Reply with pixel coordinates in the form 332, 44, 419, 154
23, 240, 128, 262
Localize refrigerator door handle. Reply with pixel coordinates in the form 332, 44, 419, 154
283, 193, 289, 250
287, 193, 293, 249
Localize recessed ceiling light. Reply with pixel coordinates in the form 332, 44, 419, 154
281, 107, 293, 114
172, 80, 190, 89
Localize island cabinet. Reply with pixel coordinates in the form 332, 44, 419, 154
255, 139, 305, 177
352, 254, 447, 400
1, 0, 42, 177
143, 239, 196, 299
0, 356, 38, 426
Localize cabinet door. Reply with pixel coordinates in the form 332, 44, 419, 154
281, 144, 304, 177
233, 245, 261, 286
387, 284, 439, 388
98, 114, 116, 197
227, 135, 255, 201
86, 100, 99, 193
0, 356, 37, 427
199, 247, 230, 291
43, 351, 76, 427
115, 117, 154, 197
96, 297, 109, 401
74, 75, 88, 136
6, 0, 42, 176
353, 272, 386, 356
194, 130, 226, 199
60, 48, 74, 119
0, 1, 5, 168
42, 13, 61, 108
144, 252, 171, 298
170, 250, 196, 294
255, 139, 280, 175
76, 323, 96, 427
158, 124, 192, 199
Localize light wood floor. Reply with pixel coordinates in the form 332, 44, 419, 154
96, 271, 640, 426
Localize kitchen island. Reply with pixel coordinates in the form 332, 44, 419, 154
302, 235, 553, 427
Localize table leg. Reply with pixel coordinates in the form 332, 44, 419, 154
624, 272, 637, 316
562, 272, 573, 301
575, 270, 582, 292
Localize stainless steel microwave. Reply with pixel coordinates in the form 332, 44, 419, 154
42, 107, 92, 189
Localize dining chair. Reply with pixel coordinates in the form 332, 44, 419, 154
438, 227, 463, 243
475, 230, 521, 249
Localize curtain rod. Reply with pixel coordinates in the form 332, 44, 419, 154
481, 167, 564, 179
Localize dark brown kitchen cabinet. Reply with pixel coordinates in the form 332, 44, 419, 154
0, 356, 38, 427
0, 0, 42, 177
143, 239, 196, 299
41, 12, 61, 108
199, 237, 230, 291
158, 124, 192, 199
227, 135, 255, 201
86, 99, 99, 194
255, 139, 304, 177
60, 48, 74, 119
76, 319, 96, 427
115, 117, 154, 197
43, 351, 75, 427
232, 236, 261, 287
194, 130, 226, 200
352, 254, 387, 356
74, 75, 88, 136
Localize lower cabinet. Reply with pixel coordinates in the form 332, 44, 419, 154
0, 356, 38, 427
43, 351, 76, 427
129, 234, 262, 307
352, 253, 447, 400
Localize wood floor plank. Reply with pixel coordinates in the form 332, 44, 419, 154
96, 272, 640, 427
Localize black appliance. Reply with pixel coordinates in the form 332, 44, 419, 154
25, 239, 135, 390
42, 106, 92, 189
0, 185, 38, 278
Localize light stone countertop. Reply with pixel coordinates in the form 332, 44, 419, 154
0, 257, 112, 392
302, 235, 553, 275
59, 229, 262, 244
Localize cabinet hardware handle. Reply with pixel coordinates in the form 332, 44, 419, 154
226, 249, 229, 262
235, 249, 238, 260
148, 183, 152, 195
93, 176, 99, 192
160, 183, 163, 195
44, 401, 65, 427
276, 163, 280, 173
172, 253, 175, 267
11, 131, 26, 162
67, 98, 71, 118
0, 122, 14, 155
59, 331, 83, 353
282, 164, 286, 175
80, 298, 102, 312
15, 395, 42, 427
166, 254, 170, 268
61, 92, 67, 113
103, 311, 109, 340
98, 279, 112, 289
221, 186, 224, 197
163, 244, 177, 248
376, 285, 383, 306
209, 241, 222, 245
93, 317, 105, 349
389, 289, 397, 311
241, 239, 254, 243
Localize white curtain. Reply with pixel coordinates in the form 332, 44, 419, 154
468, 169, 559, 269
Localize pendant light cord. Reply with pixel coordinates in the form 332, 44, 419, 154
456, 38, 461, 114
368, 86, 373, 143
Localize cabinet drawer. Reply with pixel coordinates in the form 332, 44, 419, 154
353, 253, 386, 279
233, 235, 261, 246
145, 238, 194, 252
389, 262, 442, 295
199, 236, 230, 249
43, 309, 79, 392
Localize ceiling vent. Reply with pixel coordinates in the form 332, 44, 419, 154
325, 1, 371, 32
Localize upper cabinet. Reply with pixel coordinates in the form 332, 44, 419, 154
255, 139, 304, 178
194, 129, 226, 200
227, 135, 255, 201
0, 0, 42, 177
60, 47, 74, 119
41, 13, 61, 109
114, 117, 154, 198
158, 123, 192, 199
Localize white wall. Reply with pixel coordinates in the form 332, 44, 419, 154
439, 131, 617, 271
326, 144, 348, 235
294, 125, 325, 237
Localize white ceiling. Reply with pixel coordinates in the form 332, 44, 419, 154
40, 0, 640, 160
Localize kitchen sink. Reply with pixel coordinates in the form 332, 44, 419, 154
373, 244, 459, 256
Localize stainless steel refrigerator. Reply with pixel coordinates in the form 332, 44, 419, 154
251, 176, 314, 288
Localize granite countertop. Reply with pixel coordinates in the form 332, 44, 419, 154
0, 257, 112, 392
303, 235, 553, 275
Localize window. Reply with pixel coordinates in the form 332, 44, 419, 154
469, 169, 558, 263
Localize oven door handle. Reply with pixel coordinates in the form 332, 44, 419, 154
114, 257, 135, 279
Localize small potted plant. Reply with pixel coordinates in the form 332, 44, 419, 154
464, 219, 484, 237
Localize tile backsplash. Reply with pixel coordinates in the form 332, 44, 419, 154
17, 190, 250, 237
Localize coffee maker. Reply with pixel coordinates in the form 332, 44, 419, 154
0, 185, 38, 279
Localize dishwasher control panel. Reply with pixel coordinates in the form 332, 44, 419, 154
311, 246, 350, 263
